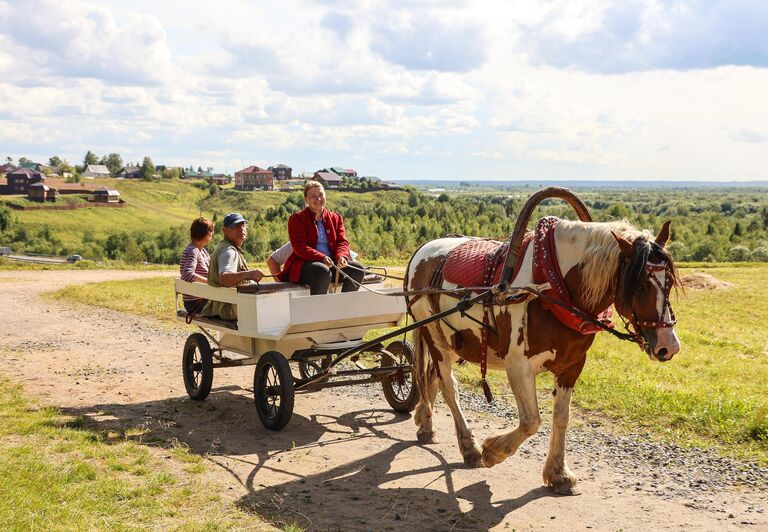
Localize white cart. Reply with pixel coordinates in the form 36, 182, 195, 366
175, 279, 417, 430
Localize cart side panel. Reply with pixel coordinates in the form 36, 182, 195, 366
236, 291, 292, 338
286, 289, 405, 336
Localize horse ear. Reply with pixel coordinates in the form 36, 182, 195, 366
655, 220, 671, 247
611, 231, 634, 259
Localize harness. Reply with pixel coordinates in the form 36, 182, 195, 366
619, 260, 677, 350
330, 218, 678, 402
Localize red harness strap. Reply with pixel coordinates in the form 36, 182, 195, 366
532, 216, 613, 334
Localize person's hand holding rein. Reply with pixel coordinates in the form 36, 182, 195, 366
336, 256, 348, 268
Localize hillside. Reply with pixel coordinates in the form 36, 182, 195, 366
1, 179, 768, 264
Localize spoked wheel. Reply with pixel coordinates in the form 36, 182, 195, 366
254, 351, 295, 430
298, 355, 331, 380
182, 333, 214, 401
381, 340, 419, 412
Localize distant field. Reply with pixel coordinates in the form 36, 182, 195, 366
47, 263, 768, 464
0, 178, 210, 249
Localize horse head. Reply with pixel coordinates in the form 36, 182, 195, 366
612, 221, 681, 362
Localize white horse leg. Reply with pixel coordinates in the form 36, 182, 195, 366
543, 386, 580, 495
413, 328, 440, 444
420, 324, 482, 467
482, 356, 540, 467
435, 357, 483, 467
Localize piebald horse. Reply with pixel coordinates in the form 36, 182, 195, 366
405, 218, 680, 495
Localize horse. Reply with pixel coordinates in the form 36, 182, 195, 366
404, 217, 681, 495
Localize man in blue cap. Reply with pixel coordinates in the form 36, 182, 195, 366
201, 212, 264, 320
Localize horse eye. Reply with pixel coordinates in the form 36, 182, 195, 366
636, 285, 645, 293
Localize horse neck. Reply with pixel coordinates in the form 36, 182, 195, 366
555, 224, 618, 315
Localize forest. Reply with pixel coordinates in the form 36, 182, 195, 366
1, 184, 767, 265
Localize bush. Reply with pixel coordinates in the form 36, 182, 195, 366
727, 246, 751, 262
751, 246, 768, 262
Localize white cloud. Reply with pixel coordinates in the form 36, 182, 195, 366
1, 0, 767, 181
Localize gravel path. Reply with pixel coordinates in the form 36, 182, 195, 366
1, 269, 766, 531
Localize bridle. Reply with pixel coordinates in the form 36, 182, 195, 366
621, 259, 677, 349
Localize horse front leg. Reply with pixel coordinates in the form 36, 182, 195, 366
543, 385, 580, 495
482, 356, 540, 467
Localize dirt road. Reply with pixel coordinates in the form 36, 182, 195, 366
1, 270, 766, 531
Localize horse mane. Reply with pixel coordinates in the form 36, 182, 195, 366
556, 219, 651, 309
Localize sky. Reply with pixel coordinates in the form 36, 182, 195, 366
1, 0, 767, 181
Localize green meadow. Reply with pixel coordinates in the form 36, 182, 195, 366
46, 264, 768, 464
0, 378, 276, 530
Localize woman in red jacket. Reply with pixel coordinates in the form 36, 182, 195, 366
278, 180, 365, 294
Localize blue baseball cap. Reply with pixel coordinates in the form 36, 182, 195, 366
223, 212, 247, 227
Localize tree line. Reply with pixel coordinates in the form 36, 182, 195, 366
2, 186, 768, 264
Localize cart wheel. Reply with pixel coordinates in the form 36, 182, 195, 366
381, 340, 419, 413
298, 356, 331, 380
254, 351, 295, 430
182, 333, 213, 401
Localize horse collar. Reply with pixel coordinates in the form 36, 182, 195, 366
532, 216, 613, 335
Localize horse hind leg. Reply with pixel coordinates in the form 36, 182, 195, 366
435, 357, 483, 468
542, 385, 580, 495
413, 328, 439, 444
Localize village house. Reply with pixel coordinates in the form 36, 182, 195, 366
93, 186, 120, 203
235, 166, 274, 191
82, 164, 111, 178
116, 165, 141, 178
209, 174, 231, 185
0, 163, 16, 175
5, 167, 45, 194
27, 182, 58, 202
331, 167, 357, 178
268, 164, 292, 181
313, 170, 342, 189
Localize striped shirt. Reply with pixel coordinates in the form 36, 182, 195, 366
179, 243, 210, 301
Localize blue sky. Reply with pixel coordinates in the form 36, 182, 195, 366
1, 0, 767, 181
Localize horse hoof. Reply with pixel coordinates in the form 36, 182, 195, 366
463, 451, 484, 468
481, 448, 502, 468
552, 483, 581, 496
417, 431, 438, 444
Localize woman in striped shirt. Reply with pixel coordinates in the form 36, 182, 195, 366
179, 217, 214, 313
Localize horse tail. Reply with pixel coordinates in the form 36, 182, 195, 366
412, 327, 433, 407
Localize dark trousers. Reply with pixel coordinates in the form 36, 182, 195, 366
299, 260, 365, 295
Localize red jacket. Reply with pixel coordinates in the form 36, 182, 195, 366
277, 207, 351, 283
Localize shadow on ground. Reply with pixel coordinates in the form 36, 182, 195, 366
61, 387, 558, 530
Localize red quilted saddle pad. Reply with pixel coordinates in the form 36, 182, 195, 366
443, 239, 504, 288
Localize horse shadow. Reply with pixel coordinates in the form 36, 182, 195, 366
58, 390, 558, 529
233, 408, 557, 531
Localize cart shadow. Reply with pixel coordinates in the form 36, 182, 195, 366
59, 385, 338, 456
233, 407, 558, 531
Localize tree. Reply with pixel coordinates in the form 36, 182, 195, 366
0, 205, 12, 232
5, 156, 11, 165
18, 157, 31, 165
140, 156, 155, 181
48, 155, 62, 167
103, 153, 123, 175
83, 150, 98, 167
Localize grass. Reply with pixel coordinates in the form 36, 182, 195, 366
1, 178, 210, 249
0, 378, 274, 530
46, 264, 768, 464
